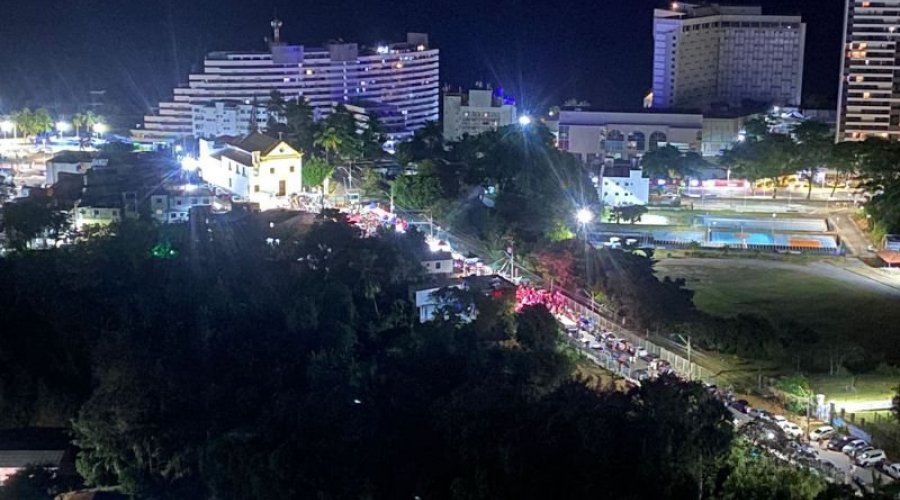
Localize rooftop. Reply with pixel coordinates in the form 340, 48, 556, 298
228, 132, 282, 155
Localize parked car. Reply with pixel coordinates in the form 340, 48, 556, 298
636, 347, 649, 358
779, 421, 803, 439
809, 425, 835, 442
855, 449, 887, 467
850, 445, 875, 459
827, 435, 852, 451
842, 439, 869, 455
747, 407, 764, 419
883, 462, 900, 479
772, 415, 787, 425
787, 441, 817, 459
730, 399, 750, 413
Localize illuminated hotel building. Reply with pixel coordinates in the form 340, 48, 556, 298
652, 4, 805, 110
132, 20, 439, 142
837, 0, 900, 141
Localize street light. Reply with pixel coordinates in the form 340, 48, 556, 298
93, 123, 107, 137
576, 207, 593, 225
518, 115, 532, 127
56, 121, 71, 136
0, 120, 13, 137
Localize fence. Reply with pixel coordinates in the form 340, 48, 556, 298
553, 287, 712, 384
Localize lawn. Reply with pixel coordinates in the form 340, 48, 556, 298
655, 258, 900, 368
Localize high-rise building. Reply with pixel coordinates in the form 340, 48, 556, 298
836, 0, 900, 141
442, 84, 517, 141
132, 20, 439, 142
651, 4, 805, 110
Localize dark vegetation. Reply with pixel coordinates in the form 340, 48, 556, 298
0, 216, 849, 499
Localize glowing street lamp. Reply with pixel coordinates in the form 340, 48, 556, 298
56, 121, 71, 135
518, 115, 532, 127
181, 156, 199, 172
92, 123, 107, 137
0, 120, 13, 137
576, 207, 593, 225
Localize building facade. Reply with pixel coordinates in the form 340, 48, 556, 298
557, 109, 704, 164
836, 0, 900, 141
133, 21, 439, 142
199, 132, 303, 206
442, 85, 517, 141
597, 165, 651, 207
652, 4, 805, 110
150, 187, 215, 224
192, 101, 270, 139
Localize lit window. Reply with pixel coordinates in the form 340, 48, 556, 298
864, 92, 871, 99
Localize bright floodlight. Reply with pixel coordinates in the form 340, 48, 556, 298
183, 184, 197, 192
518, 115, 532, 126
0, 121, 13, 133
56, 121, 70, 132
93, 123, 107, 134
576, 208, 593, 224
181, 156, 199, 172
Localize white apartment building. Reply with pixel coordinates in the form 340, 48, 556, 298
652, 4, 805, 110
557, 109, 703, 163
133, 20, 439, 143
198, 132, 303, 206
193, 101, 270, 139
442, 85, 517, 141
837, 0, 900, 141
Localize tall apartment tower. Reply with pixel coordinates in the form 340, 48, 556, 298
837, 0, 900, 141
651, 3, 805, 110
133, 20, 439, 142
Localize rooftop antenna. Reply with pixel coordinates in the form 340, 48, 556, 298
271, 16, 283, 44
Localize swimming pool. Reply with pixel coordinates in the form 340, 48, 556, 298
693, 215, 828, 233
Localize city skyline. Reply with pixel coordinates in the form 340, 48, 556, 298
1, 0, 842, 118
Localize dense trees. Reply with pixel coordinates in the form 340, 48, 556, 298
0, 216, 833, 499
0, 196, 68, 250
641, 144, 707, 182
10, 108, 53, 138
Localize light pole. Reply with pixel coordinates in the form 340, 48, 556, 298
56, 121, 71, 138
576, 207, 594, 290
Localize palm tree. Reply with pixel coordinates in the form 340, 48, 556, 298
314, 126, 343, 164
72, 113, 86, 137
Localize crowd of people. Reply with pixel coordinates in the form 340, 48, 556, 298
515, 285, 567, 313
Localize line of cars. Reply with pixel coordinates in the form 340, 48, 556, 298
564, 319, 672, 381
733, 399, 900, 483
824, 433, 899, 477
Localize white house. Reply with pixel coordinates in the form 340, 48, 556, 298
199, 132, 303, 207
150, 186, 215, 224
73, 204, 122, 230
597, 165, 650, 207
421, 251, 454, 275
45, 151, 93, 186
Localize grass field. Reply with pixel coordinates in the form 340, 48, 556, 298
807, 374, 897, 405
656, 258, 900, 361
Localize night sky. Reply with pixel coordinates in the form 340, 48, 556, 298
0, 0, 843, 120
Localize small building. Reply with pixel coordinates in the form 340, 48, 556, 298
150, 186, 215, 224
421, 250, 454, 275
46, 151, 94, 186
598, 163, 650, 207
74, 203, 122, 230
412, 274, 513, 323
0, 428, 74, 484
443, 84, 517, 141
884, 234, 900, 252
199, 132, 303, 208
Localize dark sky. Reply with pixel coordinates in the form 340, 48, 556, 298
0, 0, 843, 119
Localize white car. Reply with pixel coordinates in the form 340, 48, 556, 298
779, 421, 803, 438
809, 425, 835, 441
842, 439, 868, 454
772, 415, 787, 425
884, 462, 900, 479
855, 449, 887, 467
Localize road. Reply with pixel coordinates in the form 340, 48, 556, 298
389, 205, 891, 490
730, 408, 893, 491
